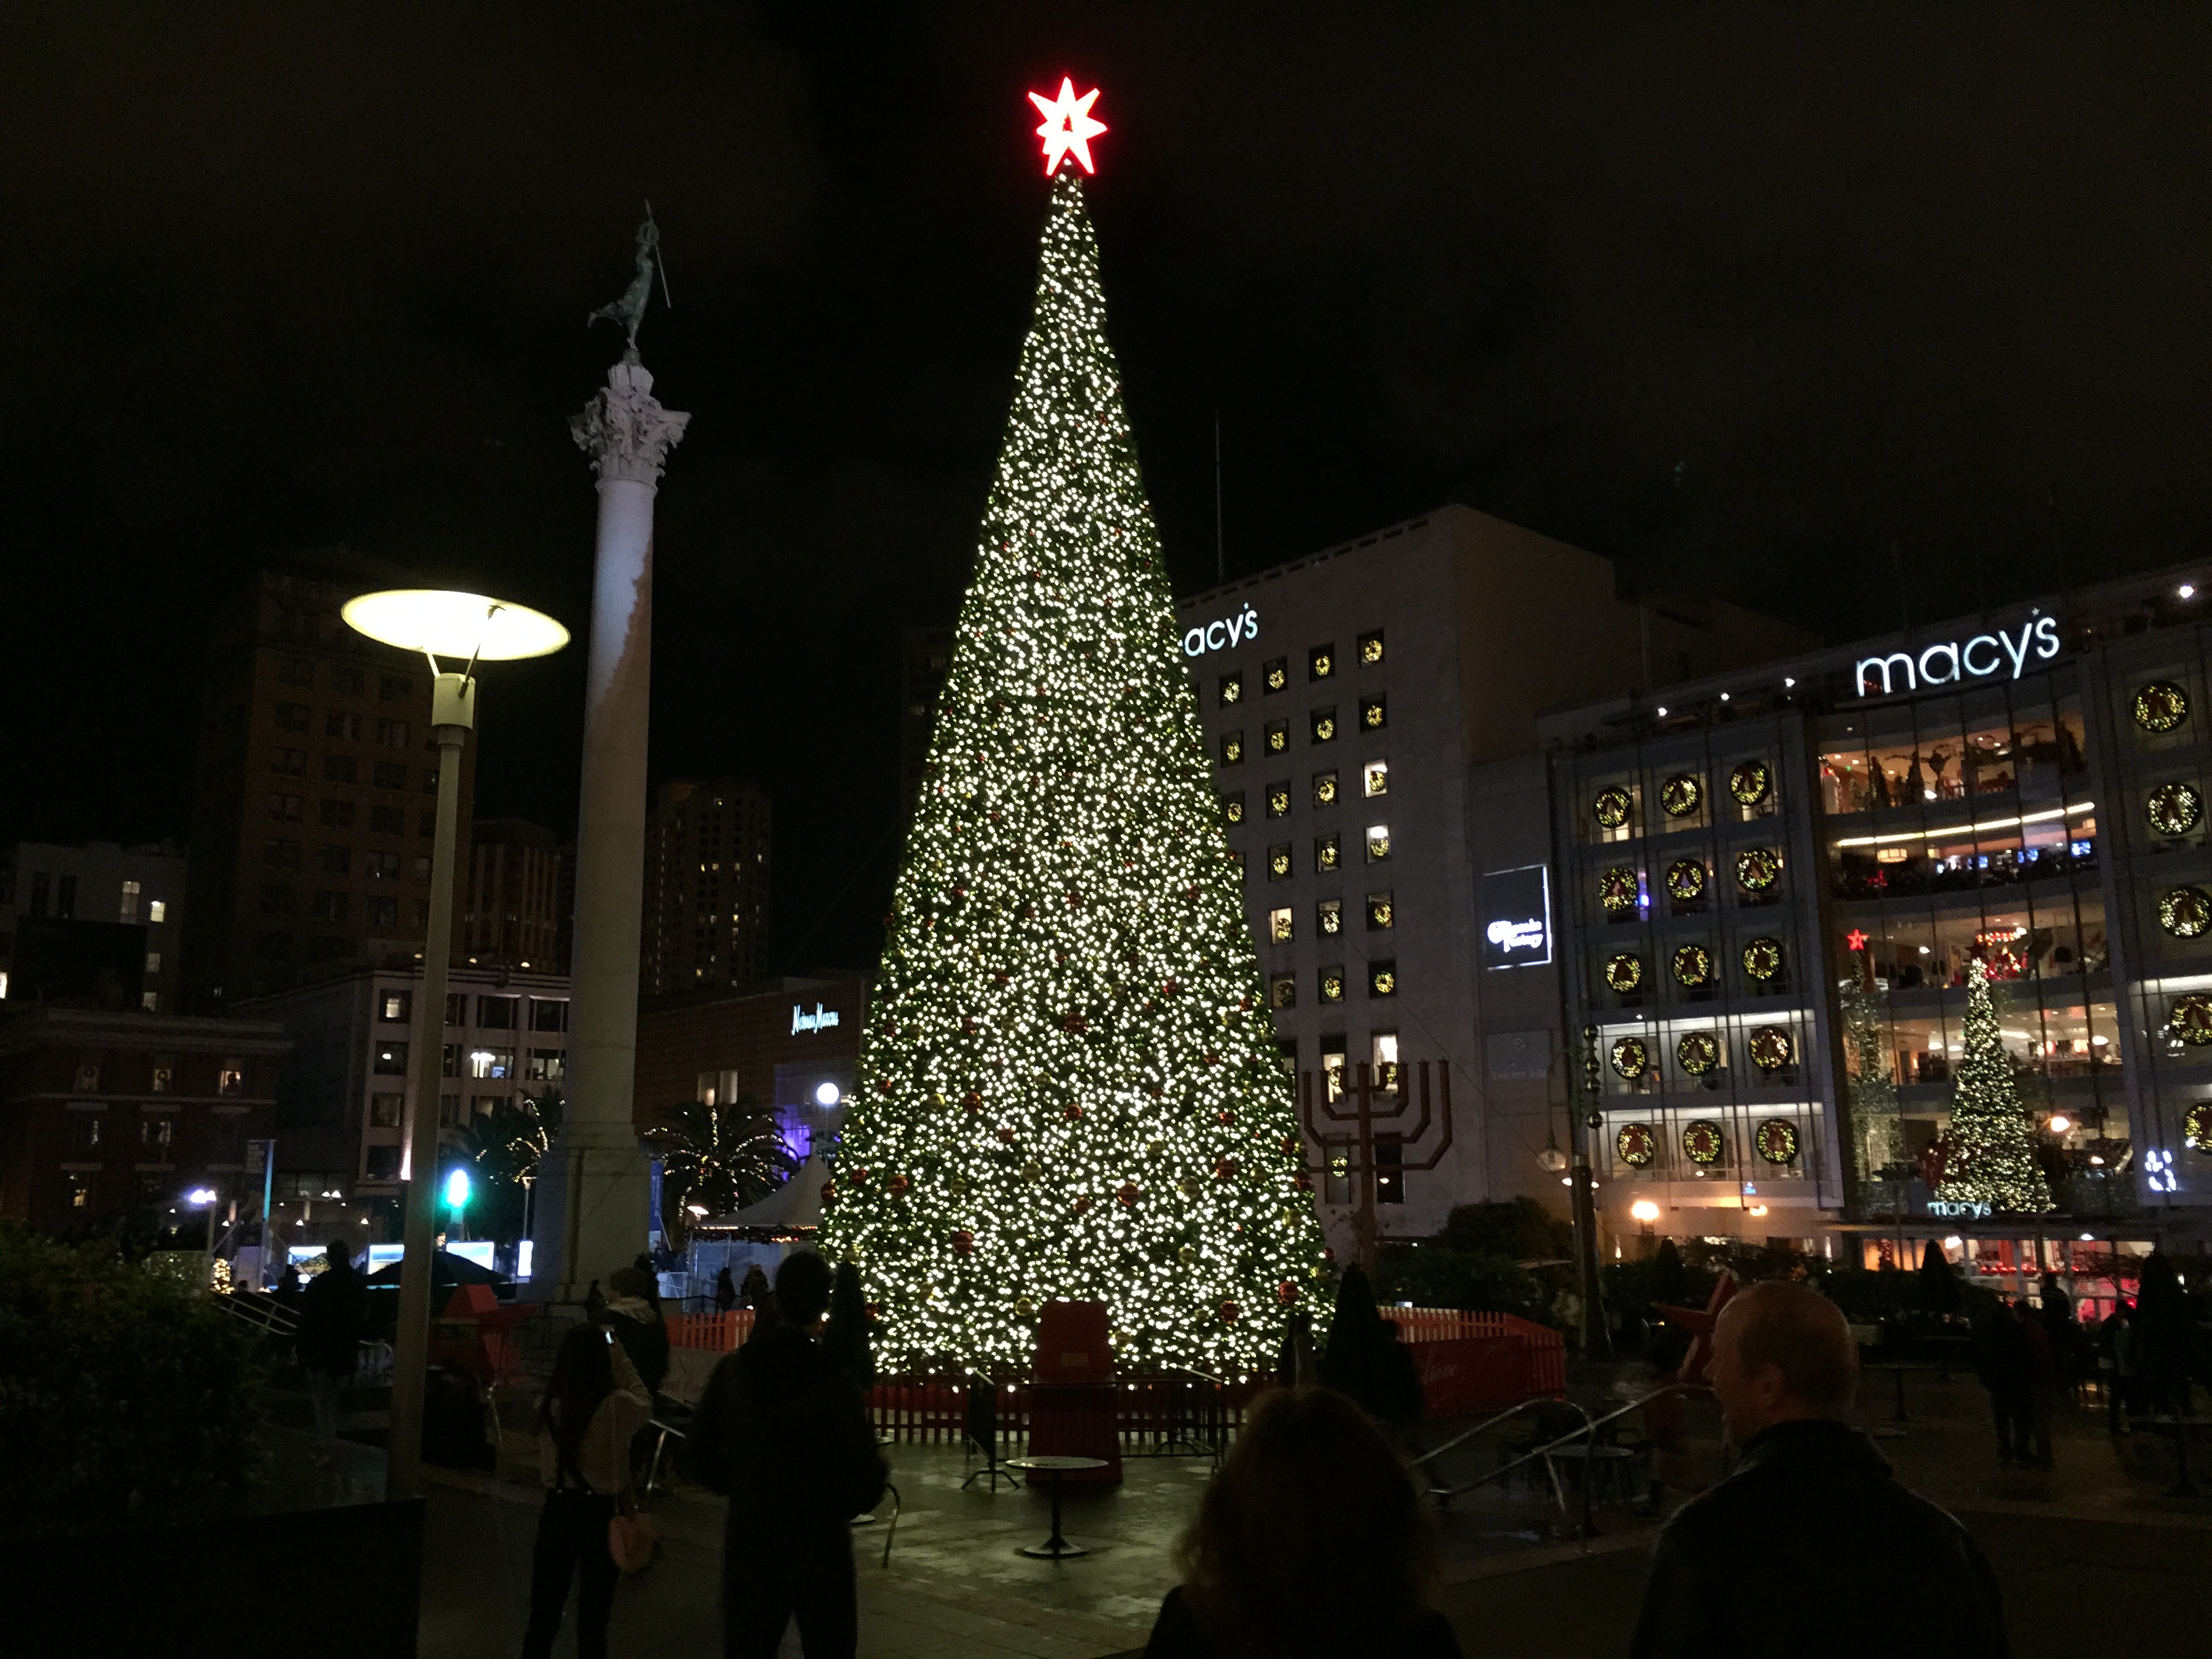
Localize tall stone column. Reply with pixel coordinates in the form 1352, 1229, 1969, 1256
531, 354, 689, 1301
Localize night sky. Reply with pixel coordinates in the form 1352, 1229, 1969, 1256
5, 4, 2211, 972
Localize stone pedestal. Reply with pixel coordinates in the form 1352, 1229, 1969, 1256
531, 356, 689, 1301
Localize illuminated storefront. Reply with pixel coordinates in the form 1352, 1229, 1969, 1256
1546, 567, 2212, 1244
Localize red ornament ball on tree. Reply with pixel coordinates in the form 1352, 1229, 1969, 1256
996, 1124, 1017, 1145
1212, 1158, 1237, 1181
1116, 1181, 1140, 1208
1218, 1300, 1240, 1323
1073, 1193, 1094, 1214
962, 1091, 983, 1114
1275, 1280, 1298, 1305
951, 1230, 975, 1256
1216, 1108, 1234, 1126
887, 1174, 909, 1198
1063, 1103, 1084, 1122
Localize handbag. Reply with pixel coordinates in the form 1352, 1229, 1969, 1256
609, 1494, 659, 1575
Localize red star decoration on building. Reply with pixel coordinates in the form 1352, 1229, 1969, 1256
1029, 77, 1107, 176
1845, 928, 1869, 951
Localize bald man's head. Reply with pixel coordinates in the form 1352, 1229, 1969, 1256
1711, 1282, 1858, 1437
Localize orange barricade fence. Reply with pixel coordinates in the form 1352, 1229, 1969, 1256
667, 1304, 1563, 1435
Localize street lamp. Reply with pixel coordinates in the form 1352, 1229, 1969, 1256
343, 587, 567, 1502
185, 1185, 221, 1265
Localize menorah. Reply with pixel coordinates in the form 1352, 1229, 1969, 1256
1298, 1060, 1456, 1275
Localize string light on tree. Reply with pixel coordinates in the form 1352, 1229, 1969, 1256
819, 84, 1328, 1373
1934, 957, 2055, 1214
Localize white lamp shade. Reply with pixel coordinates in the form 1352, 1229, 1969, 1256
342, 590, 569, 661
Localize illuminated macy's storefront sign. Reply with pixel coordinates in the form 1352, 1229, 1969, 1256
1182, 603, 1260, 659
1855, 611, 2062, 698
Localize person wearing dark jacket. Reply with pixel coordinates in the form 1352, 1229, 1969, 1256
1630, 1281, 2009, 1659
714, 1265, 739, 1313
688, 1250, 887, 1659
294, 1241, 366, 1440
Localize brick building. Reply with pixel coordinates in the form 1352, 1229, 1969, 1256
0, 1004, 286, 1234
466, 819, 565, 970
182, 558, 477, 1012
632, 972, 865, 1160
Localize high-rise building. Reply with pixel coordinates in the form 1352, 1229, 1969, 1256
899, 625, 956, 821
640, 780, 771, 999
466, 819, 564, 970
1178, 504, 1815, 1240
182, 561, 476, 1012
0, 840, 187, 1012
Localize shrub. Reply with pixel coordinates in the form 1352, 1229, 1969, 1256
1374, 1243, 1550, 1324
0, 1225, 265, 1534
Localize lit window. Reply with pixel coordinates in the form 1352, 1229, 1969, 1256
1321, 1046, 1347, 1102
1369, 960, 1397, 998
369, 1093, 404, 1127
1269, 907, 1294, 944
144, 951, 161, 974
141, 1115, 173, 1149
1263, 657, 1288, 694
140, 991, 159, 1012
1372, 1030, 1400, 1090
150, 1064, 171, 1092
1309, 644, 1336, 681
147, 899, 166, 924
1265, 719, 1288, 754
1267, 783, 1291, 819
1364, 760, 1389, 797
1269, 974, 1297, 1009
1315, 834, 1341, 872
218, 1063, 244, 1096
1317, 899, 1343, 936
1318, 966, 1346, 1004
1313, 770, 1338, 806
119, 880, 141, 922
469, 1047, 516, 1081
1218, 672, 1244, 707
380, 991, 412, 1023
1267, 844, 1292, 882
1366, 824, 1391, 862
1359, 630, 1385, 665
1223, 790, 1246, 825
1220, 731, 1244, 766
1367, 891, 1393, 930
373, 1043, 409, 1076
1310, 708, 1337, 744
1361, 695, 1387, 731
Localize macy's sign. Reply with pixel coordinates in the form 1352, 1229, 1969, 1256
1855, 612, 2061, 697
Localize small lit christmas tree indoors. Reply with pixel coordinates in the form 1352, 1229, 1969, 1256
817, 82, 1329, 1374
1934, 957, 2053, 1213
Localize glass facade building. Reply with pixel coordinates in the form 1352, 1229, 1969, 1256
1546, 572, 2212, 1243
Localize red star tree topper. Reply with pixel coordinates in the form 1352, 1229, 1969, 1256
1029, 77, 1107, 175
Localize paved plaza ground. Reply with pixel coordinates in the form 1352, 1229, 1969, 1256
397, 1363, 2212, 1659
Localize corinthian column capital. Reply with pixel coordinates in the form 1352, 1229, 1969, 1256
571, 358, 691, 485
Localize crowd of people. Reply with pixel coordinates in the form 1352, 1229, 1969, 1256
496, 1252, 2036, 1659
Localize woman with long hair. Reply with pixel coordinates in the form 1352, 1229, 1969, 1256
520, 1320, 655, 1659
1143, 1387, 1460, 1658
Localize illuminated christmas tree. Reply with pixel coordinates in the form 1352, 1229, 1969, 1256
818, 87, 1329, 1374
1935, 958, 2053, 1213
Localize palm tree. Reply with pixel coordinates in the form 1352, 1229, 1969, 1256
452, 1088, 563, 1244
644, 1094, 797, 1242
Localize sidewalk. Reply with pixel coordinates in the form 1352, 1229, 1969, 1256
407, 1366, 2212, 1658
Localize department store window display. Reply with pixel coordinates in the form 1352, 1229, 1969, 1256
1315, 834, 1342, 872
1317, 898, 1343, 937
1269, 906, 1294, 945
1818, 701, 2084, 815
1366, 891, 1393, 930
1312, 770, 1338, 807
1364, 760, 1389, 797
1365, 824, 1391, 863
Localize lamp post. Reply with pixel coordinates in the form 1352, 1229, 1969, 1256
444, 1166, 472, 1242
342, 588, 568, 1501
185, 1185, 220, 1273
